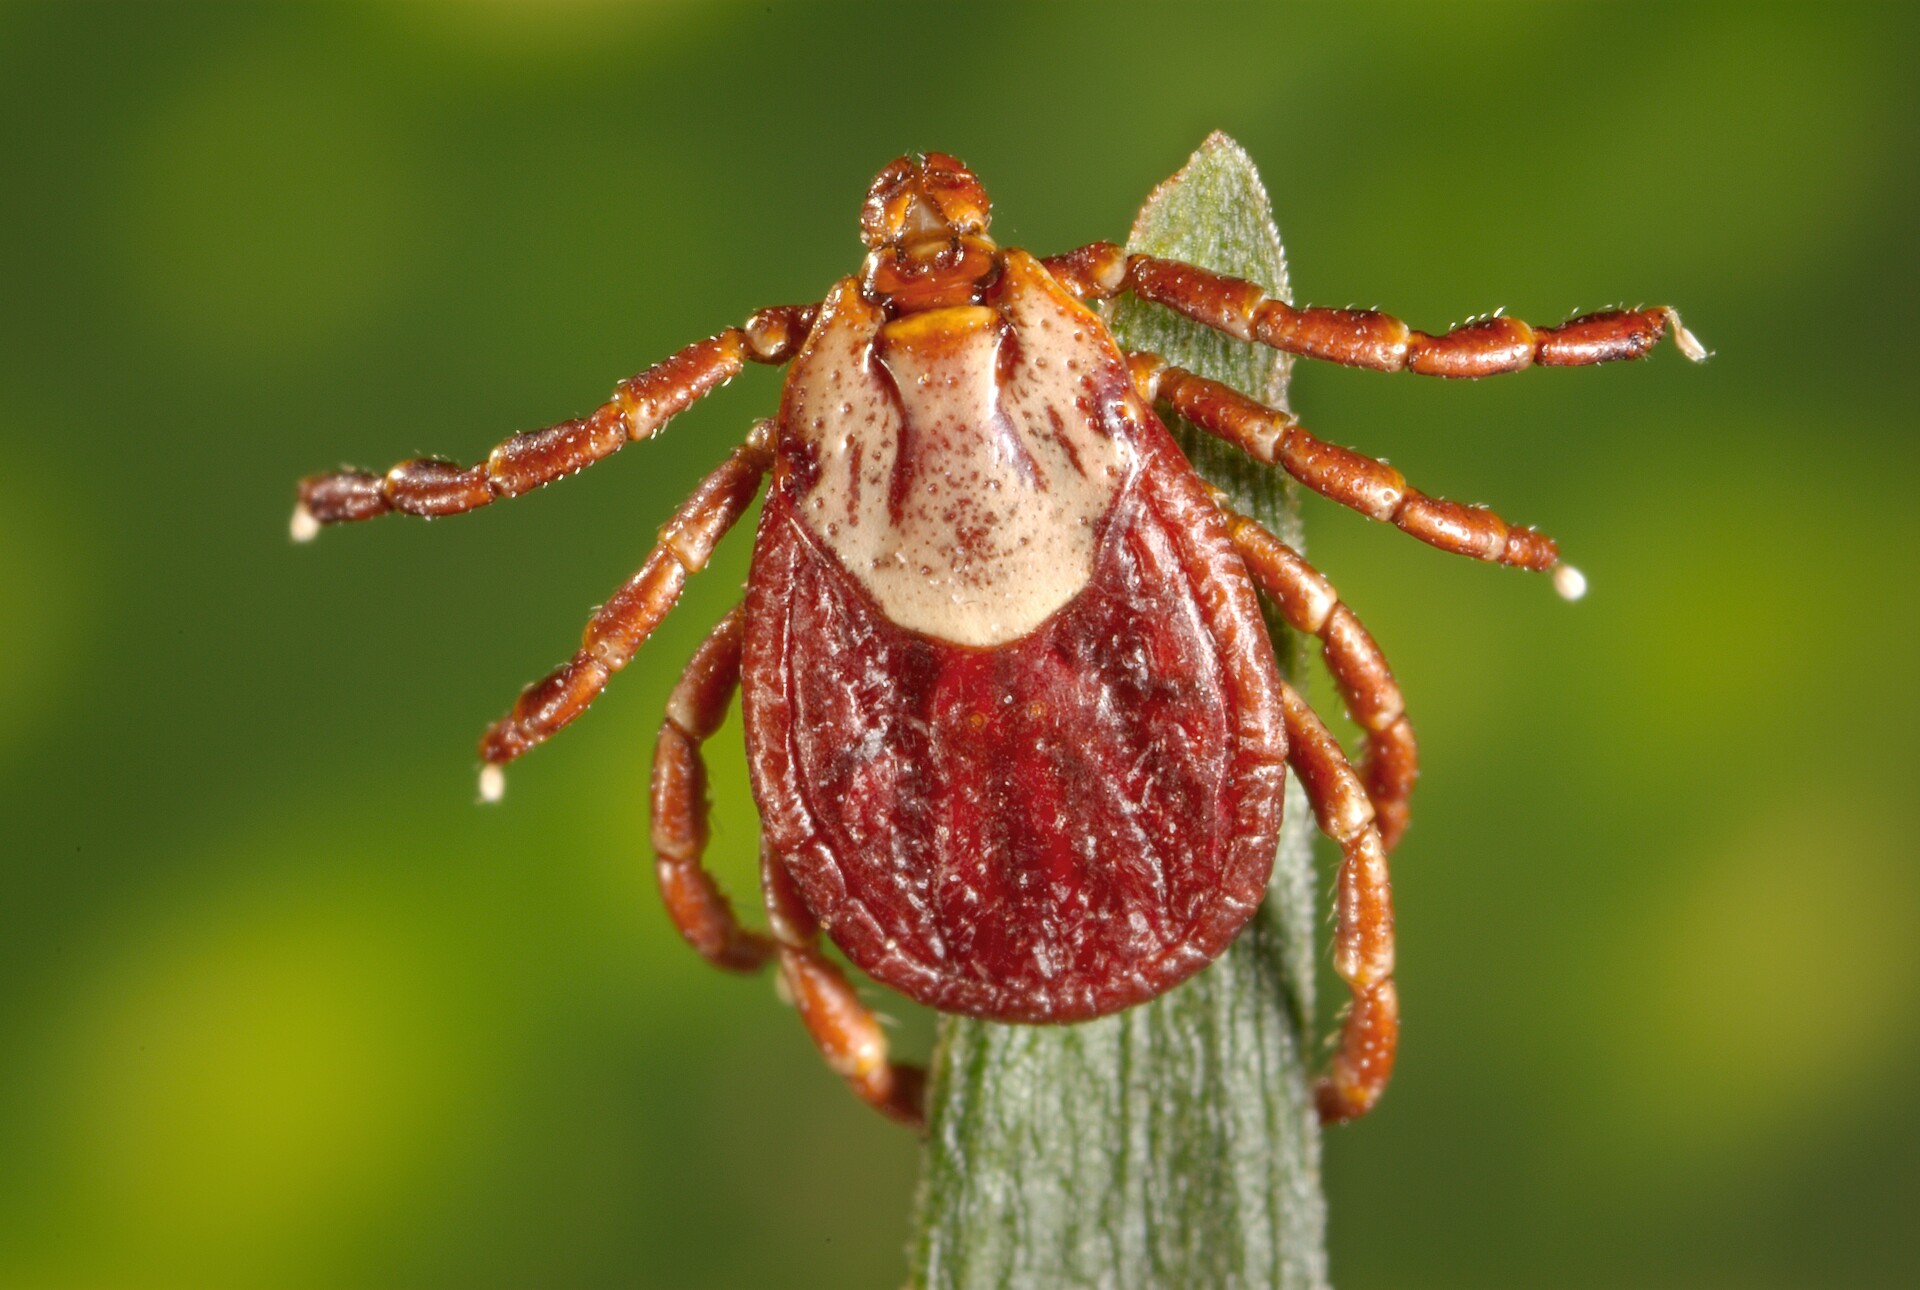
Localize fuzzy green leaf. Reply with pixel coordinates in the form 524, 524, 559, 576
908, 133, 1328, 1290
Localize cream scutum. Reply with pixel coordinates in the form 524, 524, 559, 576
783, 265, 1132, 648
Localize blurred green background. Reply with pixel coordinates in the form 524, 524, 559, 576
3, 2, 1917, 1286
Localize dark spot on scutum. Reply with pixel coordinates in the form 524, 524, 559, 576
1045, 405, 1087, 477
869, 343, 914, 526
974, 325, 1041, 491
996, 322, 1024, 387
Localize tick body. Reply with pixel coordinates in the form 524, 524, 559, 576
749, 253, 1285, 1024
296, 152, 1702, 1127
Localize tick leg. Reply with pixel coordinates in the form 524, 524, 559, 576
653, 632, 923, 1123
292, 304, 814, 538
1223, 509, 1418, 852
761, 842, 927, 1128
1276, 679, 1399, 1125
1131, 354, 1581, 592
1045, 241, 1705, 374
650, 605, 775, 973
775, 944, 928, 1128
475, 423, 774, 797
652, 641, 921, 1121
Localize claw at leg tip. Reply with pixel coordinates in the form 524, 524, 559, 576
290, 503, 319, 543
1666, 309, 1709, 363
1552, 564, 1588, 602
478, 763, 506, 803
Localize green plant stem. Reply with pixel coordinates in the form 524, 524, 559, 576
908, 134, 1329, 1290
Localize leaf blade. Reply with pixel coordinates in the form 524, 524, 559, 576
909, 133, 1328, 1290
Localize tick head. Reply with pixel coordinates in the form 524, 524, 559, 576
860, 152, 991, 251
860, 153, 999, 313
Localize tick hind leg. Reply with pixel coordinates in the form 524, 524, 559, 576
475, 423, 774, 797
763, 842, 927, 1128
777, 947, 928, 1127
1131, 353, 1586, 596
650, 605, 775, 973
1223, 508, 1418, 852
651, 610, 925, 1126
1276, 677, 1400, 1126
1207, 502, 1403, 1121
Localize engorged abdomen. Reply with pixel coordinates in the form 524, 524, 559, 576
742, 457, 1288, 1022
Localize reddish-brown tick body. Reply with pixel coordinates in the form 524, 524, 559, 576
295, 151, 1701, 1126
746, 258, 1285, 1022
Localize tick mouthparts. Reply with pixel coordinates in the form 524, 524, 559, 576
897, 190, 953, 245
478, 763, 506, 803
290, 502, 320, 543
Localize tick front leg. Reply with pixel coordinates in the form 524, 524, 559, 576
760, 842, 926, 1128
650, 605, 775, 973
475, 423, 774, 798
1276, 679, 1399, 1125
1223, 508, 1418, 852
291, 304, 813, 538
1131, 353, 1584, 594
1047, 241, 1705, 374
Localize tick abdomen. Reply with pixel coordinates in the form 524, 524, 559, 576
745, 404, 1287, 1023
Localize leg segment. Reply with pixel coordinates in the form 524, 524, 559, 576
1275, 678, 1399, 1125
760, 841, 927, 1127
650, 605, 775, 973
1131, 353, 1578, 589
1223, 508, 1418, 852
475, 422, 774, 797
649, 621, 923, 1123
292, 304, 814, 537
1045, 241, 1705, 375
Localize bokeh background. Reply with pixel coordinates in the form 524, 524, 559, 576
4, 2, 1917, 1287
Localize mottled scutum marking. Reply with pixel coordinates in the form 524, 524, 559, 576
845, 435, 864, 526
1045, 405, 1087, 477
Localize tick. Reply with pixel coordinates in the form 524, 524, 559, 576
294, 152, 1702, 1128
